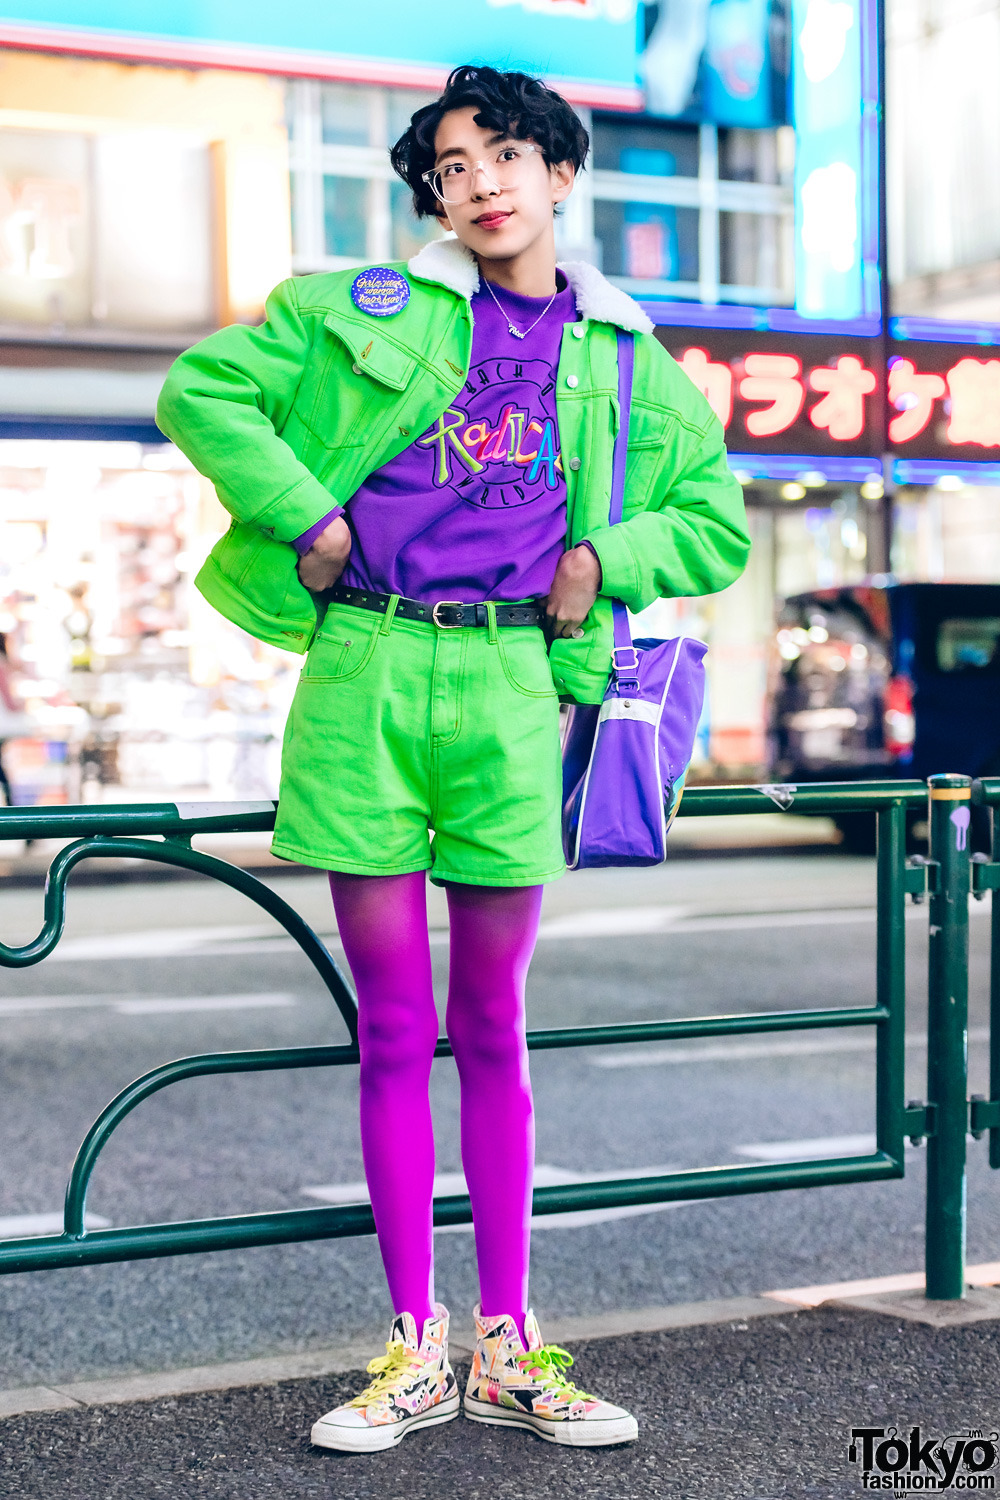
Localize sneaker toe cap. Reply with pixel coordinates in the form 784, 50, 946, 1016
312, 1406, 372, 1433
586, 1398, 631, 1420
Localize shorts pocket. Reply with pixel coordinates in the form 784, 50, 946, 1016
301, 607, 380, 683
496, 631, 558, 698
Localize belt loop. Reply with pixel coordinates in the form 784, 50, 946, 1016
380, 593, 400, 636
485, 599, 499, 645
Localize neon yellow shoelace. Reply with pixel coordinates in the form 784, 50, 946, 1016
349, 1341, 423, 1407
515, 1344, 595, 1402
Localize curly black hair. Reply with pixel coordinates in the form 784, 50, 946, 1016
389, 64, 590, 219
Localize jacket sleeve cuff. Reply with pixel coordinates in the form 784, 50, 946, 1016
293, 505, 345, 555
578, 538, 603, 588
580, 524, 640, 605
255, 475, 343, 546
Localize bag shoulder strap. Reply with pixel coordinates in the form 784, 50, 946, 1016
609, 329, 635, 528
608, 330, 637, 693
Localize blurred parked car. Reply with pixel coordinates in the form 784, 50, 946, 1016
769, 582, 1000, 850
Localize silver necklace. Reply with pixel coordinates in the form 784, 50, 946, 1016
482, 277, 558, 339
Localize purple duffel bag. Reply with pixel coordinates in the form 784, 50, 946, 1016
560, 330, 707, 869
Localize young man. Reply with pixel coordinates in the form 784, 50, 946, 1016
157, 65, 749, 1454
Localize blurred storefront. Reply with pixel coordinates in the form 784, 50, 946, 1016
637, 0, 1000, 777
0, 45, 296, 804
0, 1, 997, 802
0, 4, 643, 806
0, 438, 302, 805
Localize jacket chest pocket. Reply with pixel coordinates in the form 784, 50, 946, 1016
623, 402, 669, 516
301, 317, 418, 447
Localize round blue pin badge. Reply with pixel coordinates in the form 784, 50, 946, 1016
350, 266, 410, 317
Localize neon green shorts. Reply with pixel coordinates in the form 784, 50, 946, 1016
271, 597, 566, 886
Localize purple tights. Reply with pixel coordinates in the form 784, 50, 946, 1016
329, 870, 541, 1344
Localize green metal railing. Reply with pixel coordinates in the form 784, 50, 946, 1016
0, 777, 996, 1298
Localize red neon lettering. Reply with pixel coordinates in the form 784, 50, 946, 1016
946, 358, 1000, 447
808, 356, 876, 441
739, 353, 804, 437
887, 359, 946, 443
678, 347, 733, 428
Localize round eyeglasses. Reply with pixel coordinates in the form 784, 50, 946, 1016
422, 143, 541, 205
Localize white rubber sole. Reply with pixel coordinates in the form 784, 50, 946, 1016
311, 1391, 461, 1453
463, 1394, 639, 1447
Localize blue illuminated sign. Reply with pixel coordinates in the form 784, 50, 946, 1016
791, 0, 876, 326
0, 0, 642, 102
642, 0, 787, 127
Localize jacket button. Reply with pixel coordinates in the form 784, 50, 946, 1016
352, 363, 362, 375
572, 324, 585, 338
566, 375, 579, 388
569, 456, 581, 471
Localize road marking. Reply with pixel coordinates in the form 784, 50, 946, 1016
538, 906, 692, 939
115, 994, 297, 1015
0, 993, 297, 1017
0, 995, 120, 1015
43, 895, 997, 962
302, 1162, 701, 1231
0, 1211, 110, 1238
589, 1025, 991, 1069
46, 926, 274, 962
539, 906, 875, 939
197, 938, 322, 957
538, 901, 986, 941
734, 1133, 913, 1162
593, 1036, 877, 1068
21, 894, 992, 964
765, 1262, 1000, 1309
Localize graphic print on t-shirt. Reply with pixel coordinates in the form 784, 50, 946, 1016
416, 356, 563, 509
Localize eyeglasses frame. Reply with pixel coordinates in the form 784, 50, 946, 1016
421, 143, 542, 205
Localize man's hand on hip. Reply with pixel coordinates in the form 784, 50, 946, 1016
543, 544, 602, 640
297, 515, 352, 593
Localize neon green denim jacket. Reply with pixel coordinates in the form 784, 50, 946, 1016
156, 236, 750, 704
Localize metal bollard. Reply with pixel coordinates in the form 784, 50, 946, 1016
991, 799, 1000, 1172
924, 773, 972, 1300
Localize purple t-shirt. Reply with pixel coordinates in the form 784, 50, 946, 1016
296, 271, 579, 603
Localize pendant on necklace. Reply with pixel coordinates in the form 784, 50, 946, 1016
508, 323, 525, 339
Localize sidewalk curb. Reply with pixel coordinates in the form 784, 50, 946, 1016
0, 1294, 790, 1420
4, 1270, 1000, 1422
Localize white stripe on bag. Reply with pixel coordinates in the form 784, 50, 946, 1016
598, 698, 660, 725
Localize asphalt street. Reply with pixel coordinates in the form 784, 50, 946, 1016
0, 851, 997, 1392
4, 1308, 1000, 1499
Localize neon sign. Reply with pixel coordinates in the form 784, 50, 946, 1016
740, 355, 805, 437
945, 359, 1000, 448
808, 356, 877, 441
676, 347, 733, 427
886, 359, 946, 444
675, 340, 878, 448
888, 349, 1000, 452
665, 328, 1000, 459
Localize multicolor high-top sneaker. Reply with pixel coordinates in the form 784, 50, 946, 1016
311, 1303, 459, 1453
463, 1305, 639, 1447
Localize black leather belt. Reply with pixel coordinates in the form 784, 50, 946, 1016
325, 583, 546, 629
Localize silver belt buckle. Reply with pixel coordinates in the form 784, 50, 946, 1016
431, 599, 465, 628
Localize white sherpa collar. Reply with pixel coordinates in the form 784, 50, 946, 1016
407, 234, 654, 336
408, 236, 481, 301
